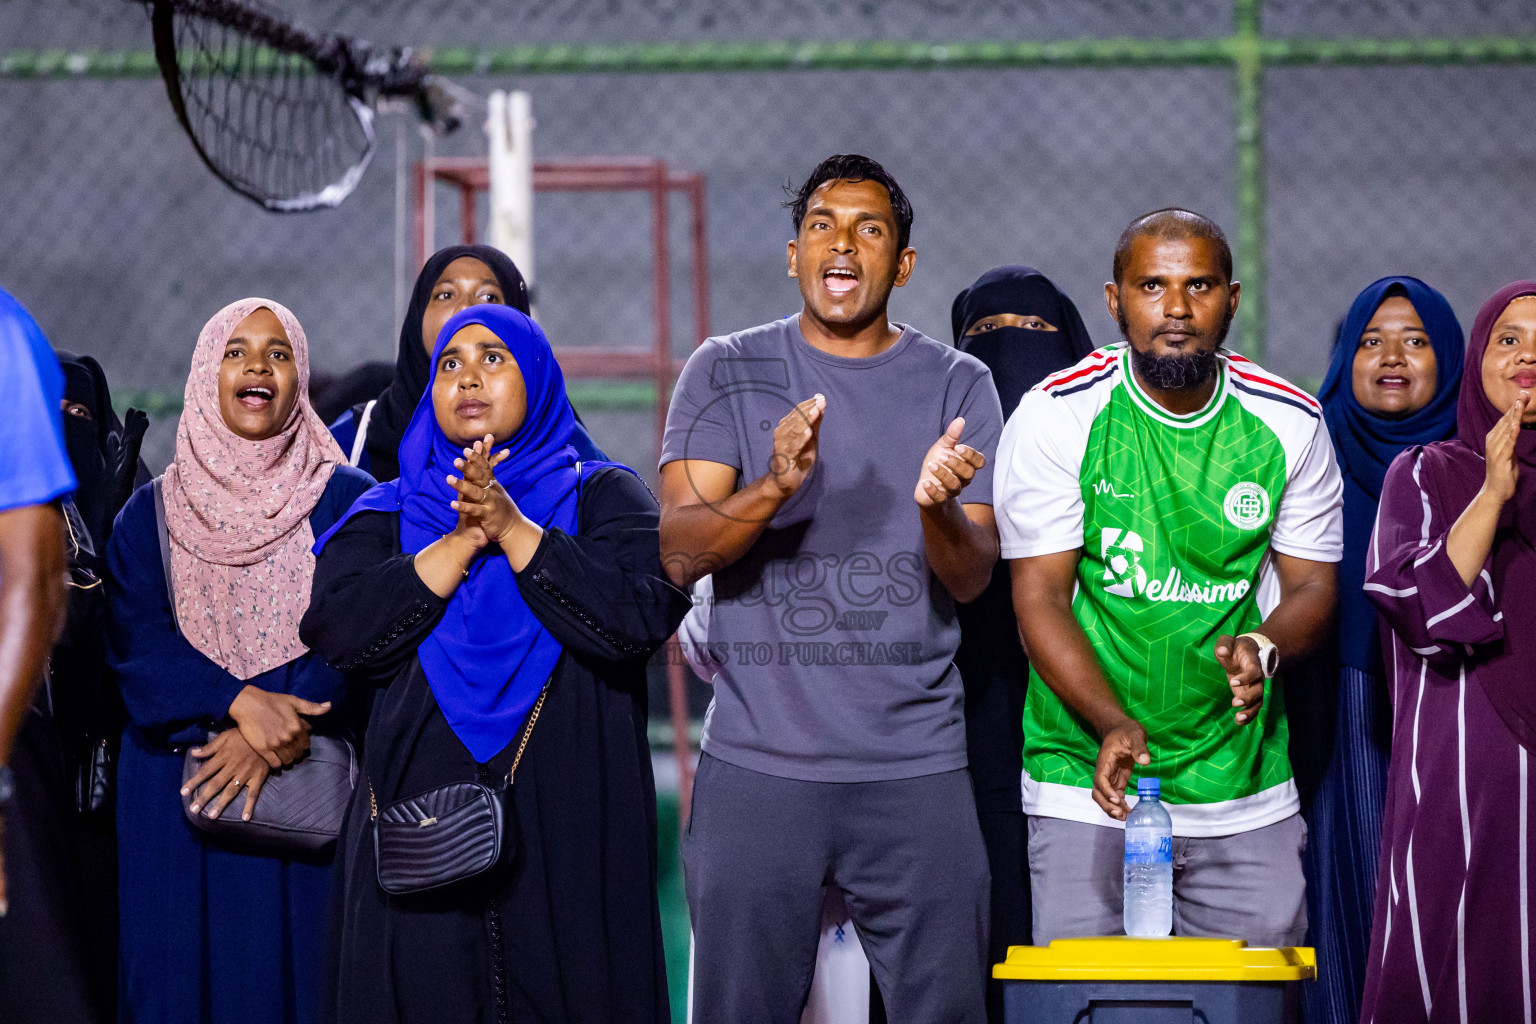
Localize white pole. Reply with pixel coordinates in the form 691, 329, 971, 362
393, 109, 409, 332
487, 89, 536, 314
419, 121, 436, 267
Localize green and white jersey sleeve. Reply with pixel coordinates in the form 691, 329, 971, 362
996, 344, 1342, 837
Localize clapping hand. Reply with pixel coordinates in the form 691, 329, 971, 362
766, 395, 825, 498
1484, 389, 1529, 507
915, 417, 986, 507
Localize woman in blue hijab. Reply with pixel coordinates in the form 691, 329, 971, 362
1299, 277, 1463, 1024
301, 305, 689, 1024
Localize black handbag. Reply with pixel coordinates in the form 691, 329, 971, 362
370, 686, 548, 895
181, 731, 357, 853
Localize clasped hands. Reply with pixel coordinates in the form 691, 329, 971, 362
441, 434, 545, 575
182, 686, 331, 821
447, 434, 521, 549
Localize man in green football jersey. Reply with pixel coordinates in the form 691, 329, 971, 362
995, 209, 1342, 945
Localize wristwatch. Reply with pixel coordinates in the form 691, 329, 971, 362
1238, 632, 1280, 679
0, 763, 14, 811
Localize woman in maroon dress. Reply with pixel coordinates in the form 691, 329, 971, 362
1359, 280, 1536, 1024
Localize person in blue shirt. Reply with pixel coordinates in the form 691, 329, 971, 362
331, 244, 606, 479
106, 298, 373, 1024
0, 287, 94, 1023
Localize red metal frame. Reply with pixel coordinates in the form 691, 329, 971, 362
414, 156, 708, 821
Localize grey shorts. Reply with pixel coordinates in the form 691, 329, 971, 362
1028, 812, 1309, 948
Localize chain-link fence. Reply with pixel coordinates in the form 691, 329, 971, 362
5, 1, 1536, 478
5, 4, 1534, 1017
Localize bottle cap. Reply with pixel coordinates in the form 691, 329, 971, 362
1136, 777, 1160, 798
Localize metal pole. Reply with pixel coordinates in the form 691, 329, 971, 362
487, 90, 538, 313
652, 162, 674, 448
394, 112, 411, 331
688, 175, 711, 348
459, 180, 478, 245
1233, 0, 1266, 361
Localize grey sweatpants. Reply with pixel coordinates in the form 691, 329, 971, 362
683, 753, 991, 1024
1028, 812, 1309, 948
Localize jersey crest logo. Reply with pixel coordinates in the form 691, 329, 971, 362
1100, 527, 1147, 597
1223, 482, 1271, 530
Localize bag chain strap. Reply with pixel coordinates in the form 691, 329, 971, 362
506, 686, 548, 785
368, 685, 550, 821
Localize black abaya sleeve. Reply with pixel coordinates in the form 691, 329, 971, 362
516, 468, 690, 665
300, 510, 448, 682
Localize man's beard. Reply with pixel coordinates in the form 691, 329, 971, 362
1119, 307, 1232, 392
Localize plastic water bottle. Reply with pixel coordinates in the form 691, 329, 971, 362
1123, 777, 1173, 937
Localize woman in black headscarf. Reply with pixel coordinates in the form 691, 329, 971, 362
951, 266, 1096, 417
331, 245, 607, 478
330, 246, 531, 482
951, 266, 1095, 1022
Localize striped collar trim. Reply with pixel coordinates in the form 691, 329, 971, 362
1225, 352, 1323, 413
1039, 350, 1118, 394
1118, 344, 1229, 429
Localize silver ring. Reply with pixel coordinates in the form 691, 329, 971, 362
231, 779, 242, 789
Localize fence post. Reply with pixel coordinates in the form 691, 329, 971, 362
1233, 0, 1266, 361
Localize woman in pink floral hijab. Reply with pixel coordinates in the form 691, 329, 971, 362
105, 298, 376, 1024
163, 297, 344, 679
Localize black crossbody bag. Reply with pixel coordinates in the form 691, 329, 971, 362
369, 685, 548, 895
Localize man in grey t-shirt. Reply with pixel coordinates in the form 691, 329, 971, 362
660, 154, 1003, 1024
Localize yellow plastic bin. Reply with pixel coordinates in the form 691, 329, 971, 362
993, 937, 1315, 1024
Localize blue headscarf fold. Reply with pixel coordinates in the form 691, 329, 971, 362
1316, 276, 1463, 669
316, 304, 623, 761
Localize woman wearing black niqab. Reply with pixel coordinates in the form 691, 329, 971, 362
952, 265, 1095, 1024
56, 352, 150, 548
952, 265, 1095, 418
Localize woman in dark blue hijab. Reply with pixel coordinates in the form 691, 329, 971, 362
302, 305, 689, 1024
1299, 276, 1463, 1024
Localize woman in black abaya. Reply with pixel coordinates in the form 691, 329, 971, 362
304, 305, 687, 1024
951, 266, 1095, 1022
